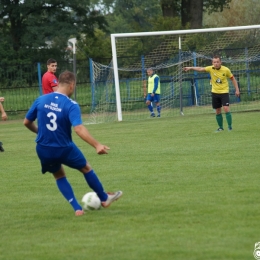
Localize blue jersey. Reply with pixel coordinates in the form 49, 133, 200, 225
25, 92, 82, 147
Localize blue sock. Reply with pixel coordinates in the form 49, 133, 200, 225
56, 177, 82, 211
148, 104, 153, 113
83, 169, 108, 202
157, 105, 161, 114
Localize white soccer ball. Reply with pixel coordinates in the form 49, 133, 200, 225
81, 192, 101, 210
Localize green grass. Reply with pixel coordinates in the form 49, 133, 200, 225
0, 112, 259, 260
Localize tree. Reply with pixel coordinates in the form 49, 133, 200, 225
204, 0, 260, 27
181, 0, 203, 29
0, 0, 108, 62
108, 0, 163, 32
77, 29, 112, 60
160, 0, 180, 18
91, 0, 232, 30
160, 0, 232, 29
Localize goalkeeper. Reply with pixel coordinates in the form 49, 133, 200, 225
184, 55, 240, 132
143, 68, 161, 117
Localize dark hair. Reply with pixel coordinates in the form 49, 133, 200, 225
47, 58, 57, 65
212, 55, 221, 60
58, 70, 75, 85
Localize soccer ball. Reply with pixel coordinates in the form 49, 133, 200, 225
81, 192, 101, 210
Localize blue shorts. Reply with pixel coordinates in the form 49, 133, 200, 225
36, 143, 87, 174
147, 93, 160, 103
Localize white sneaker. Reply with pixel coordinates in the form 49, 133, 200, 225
101, 191, 123, 208
215, 128, 224, 132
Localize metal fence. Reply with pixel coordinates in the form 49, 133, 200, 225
1, 57, 260, 120
0, 60, 92, 119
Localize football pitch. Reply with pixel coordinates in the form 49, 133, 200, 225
0, 112, 259, 260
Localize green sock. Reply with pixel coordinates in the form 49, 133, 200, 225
225, 112, 232, 128
216, 114, 223, 129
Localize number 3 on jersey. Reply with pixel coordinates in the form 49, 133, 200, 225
46, 112, 57, 131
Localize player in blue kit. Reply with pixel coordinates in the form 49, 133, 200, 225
143, 68, 161, 117
24, 70, 122, 216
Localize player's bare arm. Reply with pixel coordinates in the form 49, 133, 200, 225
0, 103, 7, 121
231, 77, 240, 97
74, 124, 110, 154
23, 118, 38, 133
183, 67, 206, 72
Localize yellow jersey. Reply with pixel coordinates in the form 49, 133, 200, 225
205, 65, 233, 94
148, 74, 160, 94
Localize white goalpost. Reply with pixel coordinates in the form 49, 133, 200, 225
87, 24, 260, 124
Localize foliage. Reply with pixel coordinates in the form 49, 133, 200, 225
204, 0, 260, 27
84, 0, 184, 60
0, 0, 257, 69
159, 0, 231, 14
0, 0, 108, 63
203, 0, 232, 14
159, 0, 232, 28
77, 29, 112, 60
149, 16, 182, 32
89, 0, 232, 34
91, 0, 164, 33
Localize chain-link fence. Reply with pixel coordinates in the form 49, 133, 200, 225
0, 60, 92, 119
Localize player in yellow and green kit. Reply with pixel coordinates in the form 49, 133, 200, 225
184, 55, 240, 131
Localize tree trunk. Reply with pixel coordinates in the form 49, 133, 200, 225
10, 17, 22, 52
160, 0, 179, 18
181, 0, 191, 27
190, 0, 203, 29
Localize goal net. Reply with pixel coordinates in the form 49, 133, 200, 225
86, 25, 260, 124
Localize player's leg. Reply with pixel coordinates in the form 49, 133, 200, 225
64, 143, 122, 208
224, 108, 232, 130
212, 93, 223, 131
53, 166, 84, 215
154, 94, 161, 117
215, 108, 224, 131
222, 93, 232, 130
146, 94, 155, 117
80, 164, 108, 202
0, 141, 4, 152
79, 164, 123, 208
63, 143, 107, 201
36, 144, 83, 215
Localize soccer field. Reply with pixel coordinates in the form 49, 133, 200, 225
0, 112, 259, 260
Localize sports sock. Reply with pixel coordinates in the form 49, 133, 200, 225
157, 105, 161, 114
225, 112, 232, 128
148, 104, 153, 113
83, 169, 108, 202
56, 177, 82, 211
216, 114, 223, 129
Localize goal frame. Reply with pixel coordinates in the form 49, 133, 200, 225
111, 24, 260, 121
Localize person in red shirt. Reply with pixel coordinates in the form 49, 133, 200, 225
42, 58, 58, 94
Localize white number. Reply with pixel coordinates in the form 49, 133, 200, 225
46, 112, 57, 131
